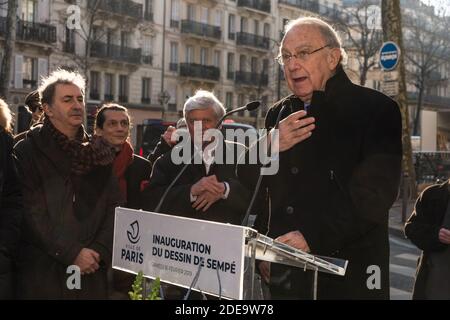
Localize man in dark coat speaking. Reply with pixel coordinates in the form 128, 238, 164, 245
238, 17, 402, 299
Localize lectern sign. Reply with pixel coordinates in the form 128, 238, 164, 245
113, 208, 246, 300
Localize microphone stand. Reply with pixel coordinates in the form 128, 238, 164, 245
241, 99, 292, 228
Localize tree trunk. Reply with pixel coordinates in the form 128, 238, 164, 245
0, 0, 17, 99
381, 0, 417, 196
413, 84, 424, 136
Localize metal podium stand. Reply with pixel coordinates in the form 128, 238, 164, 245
243, 228, 348, 300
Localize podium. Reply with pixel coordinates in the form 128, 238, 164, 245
112, 207, 348, 300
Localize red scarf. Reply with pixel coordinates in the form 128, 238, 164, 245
113, 141, 134, 200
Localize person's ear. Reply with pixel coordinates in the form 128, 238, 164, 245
327, 47, 341, 70
43, 103, 52, 117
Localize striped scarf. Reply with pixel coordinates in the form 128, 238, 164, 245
44, 117, 116, 175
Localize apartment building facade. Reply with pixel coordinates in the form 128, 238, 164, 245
1, 0, 448, 149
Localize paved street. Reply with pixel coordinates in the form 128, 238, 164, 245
389, 229, 421, 300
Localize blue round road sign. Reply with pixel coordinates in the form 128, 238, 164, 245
379, 41, 400, 71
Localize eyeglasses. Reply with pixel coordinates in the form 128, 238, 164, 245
276, 44, 330, 66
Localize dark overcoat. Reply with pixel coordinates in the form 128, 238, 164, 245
405, 180, 450, 299
0, 129, 22, 299
240, 67, 402, 299
141, 140, 251, 225
124, 155, 151, 209
13, 124, 121, 299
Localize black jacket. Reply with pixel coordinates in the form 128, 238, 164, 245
125, 155, 151, 209
405, 180, 449, 299
239, 67, 402, 299
0, 129, 22, 298
13, 124, 121, 299
141, 141, 251, 225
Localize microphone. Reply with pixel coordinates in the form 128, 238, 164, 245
154, 100, 261, 213
241, 98, 292, 228
217, 101, 261, 129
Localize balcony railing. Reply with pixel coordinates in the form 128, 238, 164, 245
104, 94, 114, 101
9, 18, 57, 44
235, 71, 268, 86
236, 32, 269, 50
237, 0, 271, 13
181, 20, 221, 40
279, 0, 349, 22
227, 71, 235, 80
179, 63, 220, 81
169, 63, 179, 72
278, 0, 319, 13
170, 20, 180, 28
90, 41, 142, 64
89, 0, 143, 20
142, 55, 153, 65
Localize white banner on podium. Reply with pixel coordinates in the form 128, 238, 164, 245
112, 207, 247, 300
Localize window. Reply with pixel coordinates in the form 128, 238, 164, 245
263, 23, 270, 38
251, 57, 258, 73
142, 78, 152, 104
254, 20, 259, 35
143, 0, 153, 20
170, 42, 179, 71
228, 14, 235, 40
200, 47, 208, 65
240, 17, 248, 33
143, 36, 152, 55
187, 4, 195, 21
145, 0, 153, 14
90, 71, 100, 99
213, 50, 220, 68
214, 10, 222, 27
262, 59, 269, 75
106, 29, 113, 46
104, 73, 114, 100
227, 52, 234, 79
22, 0, 37, 22
200, 7, 208, 24
185, 46, 194, 63
171, 0, 180, 27
120, 31, 129, 48
225, 92, 233, 109
239, 55, 247, 71
119, 75, 128, 102
238, 94, 245, 116
64, 27, 75, 53
22, 56, 37, 89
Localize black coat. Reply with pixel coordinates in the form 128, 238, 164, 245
13, 124, 122, 299
112, 154, 151, 297
405, 180, 449, 299
124, 155, 151, 209
0, 129, 22, 299
239, 67, 402, 299
141, 141, 251, 225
